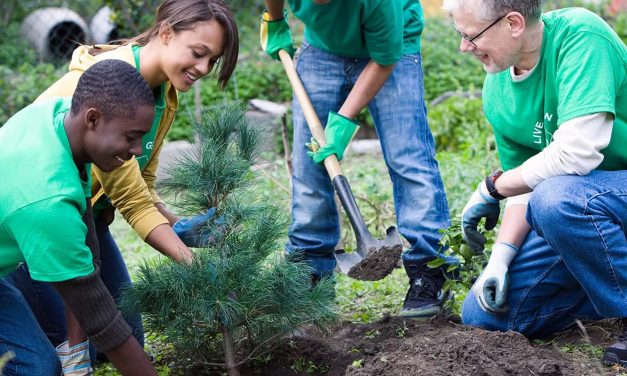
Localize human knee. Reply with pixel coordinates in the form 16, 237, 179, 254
528, 176, 584, 230
461, 290, 508, 331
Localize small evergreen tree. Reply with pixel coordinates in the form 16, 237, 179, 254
120, 102, 337, 375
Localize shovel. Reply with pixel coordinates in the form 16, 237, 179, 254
279, 49, 403, 281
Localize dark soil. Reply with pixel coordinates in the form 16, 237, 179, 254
347, 244, 403, 281
237, 315, 623, 376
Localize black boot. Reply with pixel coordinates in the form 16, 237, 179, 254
603, 318, 627, 367
399, 257, 450, 319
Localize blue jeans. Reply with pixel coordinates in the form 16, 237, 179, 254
0, 278, 61, 376
288, 42, 450, 276
4, 216, 144, 356
463, 170, 627, 338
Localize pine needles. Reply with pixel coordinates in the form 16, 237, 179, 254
120, 102, 337, 374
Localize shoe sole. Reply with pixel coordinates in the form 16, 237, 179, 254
398, 306, 442, 320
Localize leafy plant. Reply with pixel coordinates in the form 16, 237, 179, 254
0, 63, 63, 126
120, 102, 337, 375
292, 357, 330, 374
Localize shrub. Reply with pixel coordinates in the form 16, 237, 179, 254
121, 103, 337, 374
0, 63, 62, 126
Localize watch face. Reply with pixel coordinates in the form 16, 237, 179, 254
491, 170, 504, 180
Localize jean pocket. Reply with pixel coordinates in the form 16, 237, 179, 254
295, 40, 312, 62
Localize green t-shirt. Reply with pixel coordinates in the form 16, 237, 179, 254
483, 8, 627, 171
289, 0, 424, 65
0, 98, 94, 281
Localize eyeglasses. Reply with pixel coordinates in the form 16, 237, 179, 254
454, 15, 506, 48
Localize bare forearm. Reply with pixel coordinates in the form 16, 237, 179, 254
494, 168, 532, 198
155, 203, 179, 226
339, 60, 395, 119
66, 306, 87, 347
264, 0, 285, 19
495, 204, 530, 248
145, 224, 194, 264
106, 336, 157, 376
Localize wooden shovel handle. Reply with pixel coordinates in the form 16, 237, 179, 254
278, 49, 342, 179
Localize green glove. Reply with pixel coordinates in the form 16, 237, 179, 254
260, 10, 296, 60
306, 111, 360, 164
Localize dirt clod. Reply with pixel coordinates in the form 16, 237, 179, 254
347, 244, 403, 281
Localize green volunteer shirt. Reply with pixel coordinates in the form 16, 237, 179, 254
132, 44, 164, 171
0, 98, 94, 281
288, 0, 424, 65
483, 8, 627, 171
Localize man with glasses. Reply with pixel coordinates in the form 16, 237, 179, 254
443, 0, 627, 367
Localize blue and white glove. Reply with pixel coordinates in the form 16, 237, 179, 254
472, 242, 518, 313
56, 340, 93, 376
172, 208, 217, 248
461, 180, 501, 253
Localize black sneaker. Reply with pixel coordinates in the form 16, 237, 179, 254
399, 257, 449, 319
603, 318, 627, 367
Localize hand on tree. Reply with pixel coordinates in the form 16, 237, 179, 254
461, 179, 501, 253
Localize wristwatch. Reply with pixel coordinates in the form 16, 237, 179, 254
484, 170, 506, 200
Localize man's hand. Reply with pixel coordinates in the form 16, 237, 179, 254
56, 340, 93, 376
260, 10, 295, 60
461, 180, 501, 253
472, 242, 518, 313
306, 111, 359, 164
172, 209, 216, 248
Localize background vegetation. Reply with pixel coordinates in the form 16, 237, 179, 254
0, 0, 625, 374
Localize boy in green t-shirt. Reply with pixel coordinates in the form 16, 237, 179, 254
443, 0, 627, 366
0, 59, 158, 375
259, 0, 452, 319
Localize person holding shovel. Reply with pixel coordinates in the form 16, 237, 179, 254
0, 59, 158, 376
442, 0, 627, 366
260, 0, 452, 319
5, 0, 239, 365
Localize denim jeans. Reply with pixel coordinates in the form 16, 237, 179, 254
288, 42, 450, 276
463, 170, 627, 338
0, 278, 61, 376
5, 216, 144, 358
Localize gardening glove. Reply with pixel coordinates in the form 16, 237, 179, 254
172, 208, 217, 248
306, 111, 360, 164
461, 179, 501, 253
260, 10, 296, 60
472, 242, 518, 314
55, 340, 93, 375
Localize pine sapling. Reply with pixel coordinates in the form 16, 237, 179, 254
120, 102, 337, 375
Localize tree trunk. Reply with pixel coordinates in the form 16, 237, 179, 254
221, 325, 239, 376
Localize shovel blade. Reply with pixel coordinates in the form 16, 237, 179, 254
334, 249, 364, 275
335, 226, 403, 281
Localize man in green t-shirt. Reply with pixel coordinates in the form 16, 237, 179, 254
443, 0, 627, 366
0, 59, 158, 375
259, 0, 453, 319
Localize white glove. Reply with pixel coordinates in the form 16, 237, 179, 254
56, 340, 93, 376
472, 242, 518, 313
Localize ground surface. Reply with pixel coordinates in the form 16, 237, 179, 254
235, 316, 623, 376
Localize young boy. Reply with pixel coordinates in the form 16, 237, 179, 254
0, 59, 158, 375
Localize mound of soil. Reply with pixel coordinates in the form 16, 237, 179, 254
239, 315, 614, 376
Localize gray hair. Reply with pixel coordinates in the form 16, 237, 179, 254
442, 0, 542, 24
